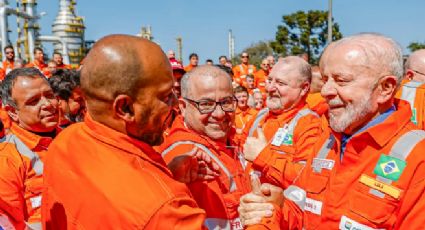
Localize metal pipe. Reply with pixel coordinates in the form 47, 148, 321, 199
38, 35, 69, 64
0, 6, 8, 60
327, 0, 333, 44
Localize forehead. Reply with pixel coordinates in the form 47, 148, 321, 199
269, 64, 299, 81
12, 76, 50, 96
190, 75, 232, 98
322, 45, 369, 74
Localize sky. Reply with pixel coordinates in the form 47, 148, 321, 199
12, 0, 425, 64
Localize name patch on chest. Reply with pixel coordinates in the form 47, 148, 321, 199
359, 174, 401, 199
312, 158, 335, 171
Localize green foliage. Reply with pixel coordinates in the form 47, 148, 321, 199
408, 42, 425, 52
233, 41, 274, 68
270, 10, 342, 64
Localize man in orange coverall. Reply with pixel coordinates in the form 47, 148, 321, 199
0, 68, 59, 230
239, 33, 425, 230
42, 35, 220, 229
233, 52, 257, 87
242, 56, 322, 188
306, 66, 328, 116
395, 49, 425, 130
159, 65, 250, 230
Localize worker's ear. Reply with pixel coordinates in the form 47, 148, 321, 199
300, 81, 310, 97
376, 75, 397, 104
178, 97, 187, 115
405, 70, 414, 81
114, 95, 134, 122
5, 104, 19, 123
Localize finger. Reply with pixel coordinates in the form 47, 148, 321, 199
240, 193, 267, 204
250, 172, 262, 195
243, 217, 263, 226
260, 183, 272, 196
241, 210, 273, 222
241, 202, 274, 212
256, 127, 266, 142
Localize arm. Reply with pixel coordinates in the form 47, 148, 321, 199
145, 195, 207, 230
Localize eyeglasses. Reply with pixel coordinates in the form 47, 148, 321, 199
183, 96, 237, 114
412, 69, 425, 76
5, 51, 14, 54
241, 56, 249, 58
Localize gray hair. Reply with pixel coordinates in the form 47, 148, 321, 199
180, 65, 232, 98
328, 33, 404, 84
278, 56, 312, 84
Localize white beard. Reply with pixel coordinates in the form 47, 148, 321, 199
266, 96, 283, 111
328, 92, 374, 133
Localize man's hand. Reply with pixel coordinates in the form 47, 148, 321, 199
167, 147, 220, 183
244, 127, 267, 162
260, 183, 284, 207
238, 193, 274, 226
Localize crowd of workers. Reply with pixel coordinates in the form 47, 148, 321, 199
0, 32, 425, 230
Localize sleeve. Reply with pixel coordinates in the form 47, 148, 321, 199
162, 143, 196, 164
251, 115, 321, 188
145, 195, 207, 230
394, 144, 425, 229
0, 147, 25, 224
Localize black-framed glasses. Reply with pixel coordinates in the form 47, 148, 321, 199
241, 56, 249, 58
413, 69, 425, 76
183, 96, 237, 114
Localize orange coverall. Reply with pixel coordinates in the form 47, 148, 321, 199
0, 106, 11, 130
306, 92, 329, 116
254, 69, 268, 94
232, 64, 257, 86
395, 79, 425, 130
184, 64, 197, 72
252, 99, 425, 229
25, 61, 47, 71
0, 124, 53, 229
42, 115, 206, 229
159, 116, 250, 230
242, 102, 322, 188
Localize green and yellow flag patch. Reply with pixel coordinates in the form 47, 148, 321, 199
373, 154, 406, 181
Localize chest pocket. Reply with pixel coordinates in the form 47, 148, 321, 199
349, 130, 425, 226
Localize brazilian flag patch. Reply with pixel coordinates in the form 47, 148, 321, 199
373, 154, 406, 181
282, 134, 293, 145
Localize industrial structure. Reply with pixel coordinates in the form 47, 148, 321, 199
0, 0, 85, 66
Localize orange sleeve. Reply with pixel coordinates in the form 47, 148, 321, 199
0, 147, 25, 223
162, 143, 195, 164
145, 195, 206, 229
252, 115, 321, 188
394, 151, 425, 229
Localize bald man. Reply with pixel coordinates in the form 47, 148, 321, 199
159, 65, 249, 230
41, 35, 209, 229
395, 49, 425, 129
242, 56, 322, 188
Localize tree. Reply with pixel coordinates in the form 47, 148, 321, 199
270, 10, 342, 64
408, 42, 425, 52
233, 41, 274, 68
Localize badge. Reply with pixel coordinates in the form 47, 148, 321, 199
304, 197, 323, 215
312, 158, 335, 170
282, 134, 293, 145
411, 108, 417, 125
373, 154, 406, 181
359, 174, 401, 199
271, 125, 289, 146
339, 215, 383, 230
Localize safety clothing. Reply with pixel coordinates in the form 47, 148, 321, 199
0, 124, 53, 229
184, 64, 197, 72
395, 80, 425, 130
242, 103, 321, 188
254, 69, 268, 94
254, 100, 425, 229
159, 116, 250, 230
233, 64, 257, 86
306, 93, 328, 116
42, 115, 206, 229
25, 61, 47, 71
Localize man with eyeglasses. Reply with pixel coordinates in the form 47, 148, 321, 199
159, 65, 250, 230
395, 49, 425, 130
233, 52, 257, 87
241, 56, 322, 189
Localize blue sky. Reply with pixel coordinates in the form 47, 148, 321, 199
29, 0, 425, 63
